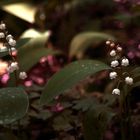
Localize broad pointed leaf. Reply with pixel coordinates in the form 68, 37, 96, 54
130, 67, 140, 78
40, 60, 110, 105
17, 30, 58, 71
73, 97, 98, 112
0, 87, 29, 124
16, 38, 31, 49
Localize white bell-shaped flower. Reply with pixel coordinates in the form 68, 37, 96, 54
121, 58, 129, 66
111, 60, 119, 67
125, 77, 133, 85
112, 88, 120, 95
109, 72, 117, 79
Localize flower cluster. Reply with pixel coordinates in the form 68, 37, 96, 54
106, 40, 133, 95
0, 21, 27, 80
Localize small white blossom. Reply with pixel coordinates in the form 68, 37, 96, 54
110, 50, 116, 56
0, 32, 5, 38
19, 72, 27, 79
110, 43, 115, 47
7, 62, 19, 73
111, 60, 119, 67
117, 46, 122, 52
121, 58, 129, 66
0, 23, 6, 30
112, 88, 120, 95
8, 38, 16, 46
109, 72, 117, 79
10, 62, 19, 70
0, 46, 8, 52
6, 34, 13, 41
125, 77, 133, 85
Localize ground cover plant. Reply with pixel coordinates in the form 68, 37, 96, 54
0, 0, 140, 140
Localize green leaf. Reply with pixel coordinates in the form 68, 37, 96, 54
16, 38, 31, 49
73, 97, 98, 112
40, 60, 110, 105
17, 33, 59, 71
83, 106, 115, 140
130, 67, 140, 78
103, 94, 117, 106
0, 87, 29, 124
131, 81, 140, 88
69, 32, 115, 58
130, 67, 140, 73
37, 111, 52, 120
53, 110, 75, 131
53, 116, 73, 131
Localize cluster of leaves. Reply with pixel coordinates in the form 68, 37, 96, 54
0, 0, 140, 140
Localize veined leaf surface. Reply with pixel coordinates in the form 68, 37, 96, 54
40, 60, 110, 105
0, 87, 29, 124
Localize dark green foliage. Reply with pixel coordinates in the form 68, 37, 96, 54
83, 107, 115, 140
40, 60, 110, 105
0, 87, 29, 124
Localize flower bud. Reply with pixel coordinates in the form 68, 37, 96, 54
117, 46, 122, 52
106, 40, 111, 45
110, 43, 115, 47
110, 50, 116, 56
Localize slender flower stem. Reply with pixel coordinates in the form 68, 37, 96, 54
120, 85, 133, 140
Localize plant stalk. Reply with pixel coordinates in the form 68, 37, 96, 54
120, 85, 133, 140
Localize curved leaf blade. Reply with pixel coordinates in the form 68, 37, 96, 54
69, 32, 115, 58
130, 67, 140, 78
40, 60, 110, 105
16, 37, 31, 49
0, 87, 29, 124
18, 36, 58, 71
